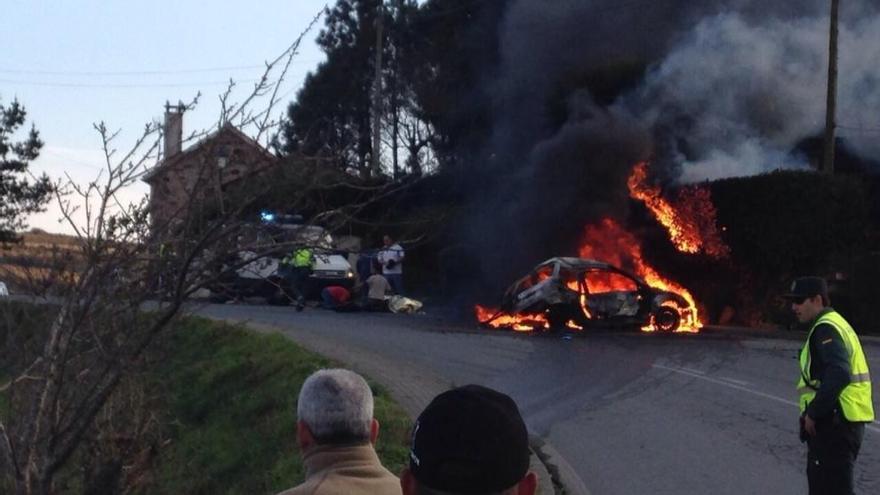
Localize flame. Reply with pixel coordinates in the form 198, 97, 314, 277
475, 218, 703, 333
627, 162, 729, 258
475, 304, 549, 332
580, 218, 701, 332
474, 161, 718, 334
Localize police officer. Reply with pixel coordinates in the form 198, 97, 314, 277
281, 246, 313, 311
785, 276, 873, 494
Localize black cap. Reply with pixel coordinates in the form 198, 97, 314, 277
783, 276, 828, 300
408, 385, 530, 494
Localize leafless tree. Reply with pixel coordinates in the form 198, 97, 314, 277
398, 111, 436, 177
0, 9, 390, 494
379, 86, 437, 179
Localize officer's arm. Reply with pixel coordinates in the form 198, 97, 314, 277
806, 323, 852, 419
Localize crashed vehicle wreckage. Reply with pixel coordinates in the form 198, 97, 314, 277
482, 257, 698, 332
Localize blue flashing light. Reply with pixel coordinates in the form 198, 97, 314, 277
260, 211, 276, 223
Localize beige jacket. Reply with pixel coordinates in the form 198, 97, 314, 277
275, 443, 401, 495
366, 274, 392, 299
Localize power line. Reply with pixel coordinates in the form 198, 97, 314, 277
837, 124, 880, 134
0, 60, 322, 77
40, 149, 103, 171
0, 78, 260, 89
838, 132, 880, 137
0, 65, 262, 76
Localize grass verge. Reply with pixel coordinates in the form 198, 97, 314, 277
149, 317, 412, 494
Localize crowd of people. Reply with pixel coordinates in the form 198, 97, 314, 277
275, 368, 537, 495
284, 233, 410, 313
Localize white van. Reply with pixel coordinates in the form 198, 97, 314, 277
209, 223, 355, 304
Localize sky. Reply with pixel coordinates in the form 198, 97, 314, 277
1, 1, 331, 235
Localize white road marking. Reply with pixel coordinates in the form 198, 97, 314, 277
679, 366, 705, 375
652, 363, 880, 434
719, 376, 751, 386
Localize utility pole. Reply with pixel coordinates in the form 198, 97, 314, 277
371, 0, 385, 178
823, 0, 839, 174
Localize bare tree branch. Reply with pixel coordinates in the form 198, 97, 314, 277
0, 7, 433, 494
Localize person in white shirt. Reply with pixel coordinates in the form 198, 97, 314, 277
376, 235, 405, 295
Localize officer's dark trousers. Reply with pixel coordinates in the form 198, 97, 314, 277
280, 267, 309, 306
806, 413, 865, 495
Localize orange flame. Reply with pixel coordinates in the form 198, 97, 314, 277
627, 162, 729, 258
475, 304, 550, 332
580, 218, 701, 332
475, 161, 718, 334
475, 218, 703, 333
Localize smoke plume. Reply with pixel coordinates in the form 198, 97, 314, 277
466, 0, 880, 294
626, 11, 880, 182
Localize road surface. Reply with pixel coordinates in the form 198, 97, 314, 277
192, 302, 880, 495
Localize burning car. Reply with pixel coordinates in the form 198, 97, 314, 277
487, 257, 698, 332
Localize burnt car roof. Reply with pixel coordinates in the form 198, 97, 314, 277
539, 257, 616, 271
534, 257, 648, 284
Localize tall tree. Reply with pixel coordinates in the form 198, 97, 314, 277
280, 0, 382, 177
279, 0, 506, 178
399, 0, 508, 172
382, 0, 433, 177
0, 97, 52, 242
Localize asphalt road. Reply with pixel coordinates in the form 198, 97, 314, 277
192, 302, 880, 495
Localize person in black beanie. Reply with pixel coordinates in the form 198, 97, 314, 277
400, 384, 537, 495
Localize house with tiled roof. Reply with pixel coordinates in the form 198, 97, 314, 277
143, 104, 280, 229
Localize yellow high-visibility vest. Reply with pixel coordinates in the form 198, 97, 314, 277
797, 310, 873, 421
283, 248, 313, 268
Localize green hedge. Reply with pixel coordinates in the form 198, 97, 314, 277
706, 170, 877, 330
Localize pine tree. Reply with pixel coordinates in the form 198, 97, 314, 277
0, 97, 52, 242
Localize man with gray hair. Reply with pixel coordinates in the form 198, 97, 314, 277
276, 368, 401, 495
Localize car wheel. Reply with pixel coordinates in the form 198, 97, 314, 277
653, 306, 681, 332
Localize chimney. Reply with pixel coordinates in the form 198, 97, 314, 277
163, 102, 184, 159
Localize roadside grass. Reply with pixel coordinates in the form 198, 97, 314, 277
0, 302, 412, 493
149, 317, 412, 494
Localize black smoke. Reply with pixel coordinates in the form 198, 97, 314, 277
461, 0, 880, 297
